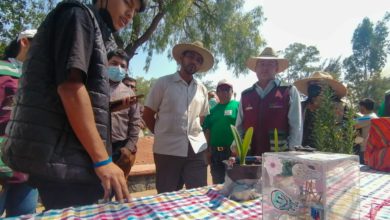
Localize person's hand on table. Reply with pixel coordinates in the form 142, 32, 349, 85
94, 162, 131, 203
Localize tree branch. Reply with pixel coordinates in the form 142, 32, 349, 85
125, 0, 175, 59
193, 0, 216, 20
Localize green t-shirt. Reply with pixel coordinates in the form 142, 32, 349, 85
203, 100, 239, 147
0, 60, 20, 78
378, 101, 385, 117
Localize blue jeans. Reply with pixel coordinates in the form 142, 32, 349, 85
0, 182, 38, 217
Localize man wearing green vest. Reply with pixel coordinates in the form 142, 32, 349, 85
203, 79, 239, 184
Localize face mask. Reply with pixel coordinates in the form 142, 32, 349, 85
107, 66, 126, 82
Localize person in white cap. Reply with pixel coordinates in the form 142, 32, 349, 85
143, 41, 213, 193
235, 47, 302, 155
203, 79, 239, 184
0, 29, 38, 217
1, 29, 37, 72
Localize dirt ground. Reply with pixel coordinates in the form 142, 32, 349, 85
134, 136, 155, 165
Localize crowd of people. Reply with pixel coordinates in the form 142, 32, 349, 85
0, 0, 387, 218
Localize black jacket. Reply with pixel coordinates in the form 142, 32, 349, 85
2, 0, 116, 184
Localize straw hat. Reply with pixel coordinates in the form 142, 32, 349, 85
246, 47, 289, 73
294, 71, 347, 98
172, 41, 214, 72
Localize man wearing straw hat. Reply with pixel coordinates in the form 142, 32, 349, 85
294, 71, 347, 149
235, 47, 302, 155
143, 41, 213, 193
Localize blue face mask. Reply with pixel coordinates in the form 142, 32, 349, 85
107, 66, 126, 82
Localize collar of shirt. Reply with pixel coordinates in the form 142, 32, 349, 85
173, 71, 198, 86
254, 79, 281, 99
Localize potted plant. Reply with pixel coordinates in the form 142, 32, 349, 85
220, 126, 262, 201
224, 126, 262, 180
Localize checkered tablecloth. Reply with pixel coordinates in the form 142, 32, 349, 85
9, 167, 390, 220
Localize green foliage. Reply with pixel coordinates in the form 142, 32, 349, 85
320, 57, 343, 81
280, 43, 321, 83
1, 0, 264, 76
230, 125, 253, 165
311, 88, 355, 154
343, 15, 390, 104
126, 0, 265, 75
133, 76, 157, 104
0, 0, 59, 54
347, 73, 390, 109
199, 79, 216, 92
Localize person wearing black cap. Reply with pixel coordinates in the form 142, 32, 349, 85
2, 0, 148, 210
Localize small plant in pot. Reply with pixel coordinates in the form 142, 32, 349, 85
219, 126, 262, 201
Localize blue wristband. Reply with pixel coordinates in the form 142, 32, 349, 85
93, 156, 112, 168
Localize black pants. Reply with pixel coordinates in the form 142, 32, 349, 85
353, 144, 365, 165
154, 145, 207, 194
30, 178, 104, 210
210, 146, 231, 184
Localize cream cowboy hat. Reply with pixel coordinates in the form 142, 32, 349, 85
172, 41, 214, 72
245, 47, 289, 73
294, 71, 347, 98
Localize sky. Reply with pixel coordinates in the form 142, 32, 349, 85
130, 0, 390, 97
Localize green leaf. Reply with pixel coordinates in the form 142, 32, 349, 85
241, 127, 253, 165
230, 125, 254, 165
230, 125, 242, 161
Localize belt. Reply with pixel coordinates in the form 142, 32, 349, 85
215, 146, 226, 152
